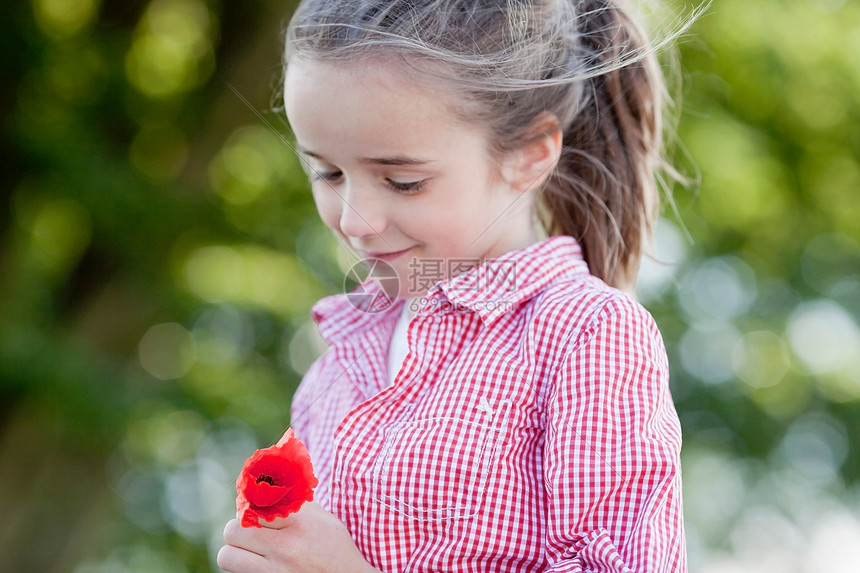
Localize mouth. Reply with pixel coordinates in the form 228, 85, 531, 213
362, 246, 414, 262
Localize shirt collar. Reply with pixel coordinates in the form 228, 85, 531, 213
426, 235, 588, 324
311, 235, 589, 343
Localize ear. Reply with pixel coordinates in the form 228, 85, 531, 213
500, 112, 563, 192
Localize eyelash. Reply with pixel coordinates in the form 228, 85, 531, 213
312, 171, 341, 183
312, 171, 427, 195
387, 179, 426, 194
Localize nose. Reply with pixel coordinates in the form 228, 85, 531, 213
338, 185, 387, 239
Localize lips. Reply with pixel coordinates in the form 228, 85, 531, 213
361, 246, 414, 262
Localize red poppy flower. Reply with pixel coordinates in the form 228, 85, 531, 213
235, 428, 319, 528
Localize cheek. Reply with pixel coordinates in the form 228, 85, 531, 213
311, 188, 343, 231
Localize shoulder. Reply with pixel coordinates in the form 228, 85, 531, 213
528, 277, 672, 421
529, 272, 661, 353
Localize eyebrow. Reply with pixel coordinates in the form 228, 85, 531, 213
298, 147, 434, 167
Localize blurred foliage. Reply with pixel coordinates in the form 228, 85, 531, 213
0, 0, 858, 571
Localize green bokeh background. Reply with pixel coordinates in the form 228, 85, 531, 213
1, 1, 858, 571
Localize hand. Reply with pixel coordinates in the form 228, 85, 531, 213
217, 502, 380, 573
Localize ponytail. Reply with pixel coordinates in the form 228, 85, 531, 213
540, 1, 663, 291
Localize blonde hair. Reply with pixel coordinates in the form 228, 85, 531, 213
285, 0, 701, 290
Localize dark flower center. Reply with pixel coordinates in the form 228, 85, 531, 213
256, 474, 279, 486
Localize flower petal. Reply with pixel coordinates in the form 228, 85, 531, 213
235, 429, 318, 527
245, 480, 291, 508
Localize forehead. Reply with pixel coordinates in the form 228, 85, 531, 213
283, 56, 484, 156
284, 57, 451, 122
284, 55, 452, 108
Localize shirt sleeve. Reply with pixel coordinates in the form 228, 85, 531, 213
543, 296, 686, 573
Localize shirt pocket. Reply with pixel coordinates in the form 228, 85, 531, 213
371, 399, 511, 521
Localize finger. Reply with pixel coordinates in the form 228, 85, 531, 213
298, 501, 325, 515
255, 501, 331, 531
216, 544, 269, 573
257, 501, 323, 529
257, 514, 293, 530
223, 519, 268, 556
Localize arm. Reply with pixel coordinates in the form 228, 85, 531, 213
543, 297, 685, 572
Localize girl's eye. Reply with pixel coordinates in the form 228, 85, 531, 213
387, 179, 427, 194
312, 170, 342, 183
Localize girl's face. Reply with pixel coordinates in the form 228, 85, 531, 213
284, 57, 541, 299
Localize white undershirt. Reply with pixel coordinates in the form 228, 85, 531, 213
386, 300, 414, 387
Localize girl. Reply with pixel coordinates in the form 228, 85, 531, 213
218, 0, 693, 571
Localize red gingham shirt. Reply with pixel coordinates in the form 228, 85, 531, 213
290, 236, 686, 572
